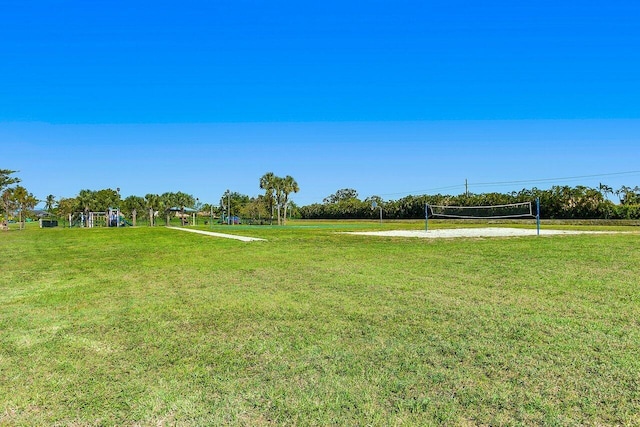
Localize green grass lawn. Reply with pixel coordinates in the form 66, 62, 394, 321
1, 222, 639, 425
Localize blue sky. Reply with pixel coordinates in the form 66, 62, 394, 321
2, 1, 639, 206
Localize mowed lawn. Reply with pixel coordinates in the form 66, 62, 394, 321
1, 223, 639, 425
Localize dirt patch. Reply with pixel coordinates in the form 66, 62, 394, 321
346, 227, 618, 239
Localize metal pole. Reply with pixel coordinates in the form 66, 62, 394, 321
116, 188, 120, 227
379, 206, 382, 224
536, 197, 540, 236
425, 203, 429, 231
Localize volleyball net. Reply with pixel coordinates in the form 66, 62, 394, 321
425, 199, 541, 235
428, 201, 534, 219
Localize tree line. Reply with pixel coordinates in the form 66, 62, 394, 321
299, 185, 640, 220
0, 170, 300, 227
3, 168, 640, 227
1, 169, 38, 229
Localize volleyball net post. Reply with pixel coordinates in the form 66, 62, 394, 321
536, 197, 540, 236
425, 203, 429, 232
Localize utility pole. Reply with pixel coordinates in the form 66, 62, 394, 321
465, 179, 469, 197
116, 187, 120, 227
371, 201, 382, 224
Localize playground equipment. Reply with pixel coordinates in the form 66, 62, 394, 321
66, 209, 132, 227
218, 214, 241, 225
108, 208, 132, 227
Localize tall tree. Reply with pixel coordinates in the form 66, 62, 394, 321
45, 194, 56, 213
160, 192, 179, 225
281, 175, 299, 225
0, 169, 20, 226
244, 196, 268, 223
323, 188, 359, 204
145, 193, 161, 226
259, 172, 276, 225
76, 189, 96, 227
0, 169, 20, 193
122, 195, 145, 225
273, 176, 285, 225
599, 183, 613, 201
56, 197, 76, 227
11, 186, 38, 230
174, 191, 195, 225
617, 185, 640, 205
93, 188, 120, 212
219, 191, 250, 224
1, 189, 16, 227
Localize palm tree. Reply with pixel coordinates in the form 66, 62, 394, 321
273, 176, 286, 225
174, 191, 195, 226
259, 172, 277, 225
45, 194, 56, 213
617, 186, 632, 205
123, 195, 145, 226
160, 192, 178, 226
76, 189, 95, 227
598, 183, 613, 201
145, 193, 160, 226
281, 175, 299, 225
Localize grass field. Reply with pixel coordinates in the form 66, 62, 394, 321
1, 221, 639, 425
